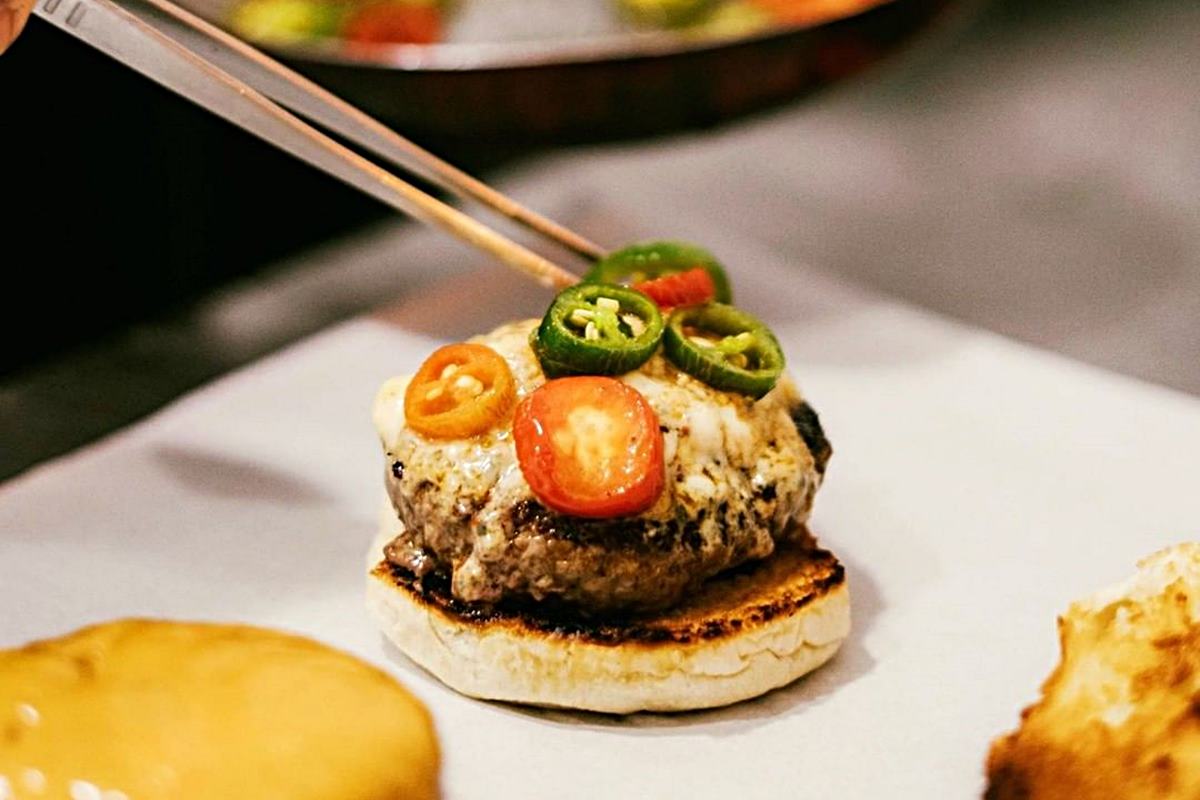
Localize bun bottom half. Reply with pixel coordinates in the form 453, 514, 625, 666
366, 522, 851, 714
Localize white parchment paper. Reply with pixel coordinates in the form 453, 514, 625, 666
3, 263, 1199, 798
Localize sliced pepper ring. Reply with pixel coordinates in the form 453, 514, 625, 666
531, 283, 664, 378
632, 267, 716, 309
583, 241, 733, 304
663, 303, 785, 399
404, 343, 516, 439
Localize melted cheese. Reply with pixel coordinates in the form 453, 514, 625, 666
372, 375, 411, 452
375, 319, 813, 524
0, 620, 439, 800
374, 319, 822, 608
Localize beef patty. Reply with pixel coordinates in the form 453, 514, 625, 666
375, 319, 831, 614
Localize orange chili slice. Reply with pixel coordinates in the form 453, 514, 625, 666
404, 343, 516, 439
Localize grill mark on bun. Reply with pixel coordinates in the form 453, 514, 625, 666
371, 527, 844, 648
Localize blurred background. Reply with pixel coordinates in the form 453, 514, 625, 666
1, 0, 1197, 478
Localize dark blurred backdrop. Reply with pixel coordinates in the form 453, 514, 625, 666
1, 23, 386, 374
0, 0, 949, 375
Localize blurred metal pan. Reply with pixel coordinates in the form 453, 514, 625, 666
180, 0, 958, 142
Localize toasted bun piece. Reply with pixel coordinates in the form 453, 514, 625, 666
986, 542, 1200, 800
0, 620, 439, 800
366, 524, 850, 714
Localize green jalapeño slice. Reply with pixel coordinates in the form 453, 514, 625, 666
532, 284, 665, 378
618, 0, 715, 28
583, 241, 733, 304
663, 303, 784, 398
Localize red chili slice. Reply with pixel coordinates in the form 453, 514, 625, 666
632, 267, 716, 309
341, 2, 440, 45
513, 377, 665, 518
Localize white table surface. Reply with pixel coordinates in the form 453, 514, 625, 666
3, 253, 1199, 797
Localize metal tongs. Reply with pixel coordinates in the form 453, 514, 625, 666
33, 0, 597, 288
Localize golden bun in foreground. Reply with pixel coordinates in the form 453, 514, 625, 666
0, 619, 439, 800
986, 542, 1200, 800
367, 523, 850, 714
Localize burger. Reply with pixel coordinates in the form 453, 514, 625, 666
367, 242, 850, 713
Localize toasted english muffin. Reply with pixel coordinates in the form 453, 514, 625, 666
985, 542, 1200, 800
366, 521, 850, 714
